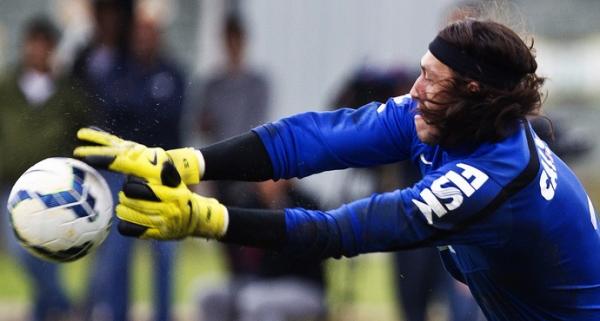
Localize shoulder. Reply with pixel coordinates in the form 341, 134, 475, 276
449, 124, 537, 188
392, 94, 415, 106
374, 95, 419, 130
375, 94, 416, 113
379, 94, 419, 133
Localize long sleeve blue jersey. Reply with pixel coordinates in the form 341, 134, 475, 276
253, 95, 600, 320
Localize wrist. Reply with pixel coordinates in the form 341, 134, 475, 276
167, 148, 205, 185
191, 194, 229, 239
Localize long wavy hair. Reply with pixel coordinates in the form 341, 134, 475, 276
420, 19, 546, 147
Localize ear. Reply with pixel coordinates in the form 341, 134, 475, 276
467, 81, 480, 93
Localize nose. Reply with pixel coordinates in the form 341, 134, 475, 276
409, 76, 422, 100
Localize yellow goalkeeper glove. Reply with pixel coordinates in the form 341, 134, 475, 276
116, 174, 228, 240
73, 127, 203, 185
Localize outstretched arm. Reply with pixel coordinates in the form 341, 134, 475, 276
115, 158, 509, 257
73, 96, 423, 247
252, 97, 417, 179
75, 95, 418, 184
196, 96, 419, 181
199, 131, 273, 181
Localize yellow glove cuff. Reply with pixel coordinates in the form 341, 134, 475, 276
191, 194, 229, 239
167, 148, 205, 185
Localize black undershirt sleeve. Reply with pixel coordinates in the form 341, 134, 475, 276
220, 207, 287, 249
200, 132, 286, 247
200, 131, 273, 181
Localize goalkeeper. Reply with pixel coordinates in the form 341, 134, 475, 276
75, 18, 600, 320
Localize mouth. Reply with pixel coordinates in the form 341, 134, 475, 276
415, 106, 433, 125
415, 102, 424, 117
415, 101, 441, 126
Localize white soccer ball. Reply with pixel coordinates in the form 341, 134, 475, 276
7, 157, 113, 263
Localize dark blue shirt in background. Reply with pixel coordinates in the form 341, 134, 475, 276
106, 58, 185, 149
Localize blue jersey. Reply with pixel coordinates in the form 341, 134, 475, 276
253, 95, 600, 320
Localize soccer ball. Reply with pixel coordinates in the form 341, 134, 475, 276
7, 157, 113, 263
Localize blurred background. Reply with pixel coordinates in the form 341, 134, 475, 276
0, 0, 599, 320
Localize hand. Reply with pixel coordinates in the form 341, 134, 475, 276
73, 127, 202, 185
116, 174, 228, 240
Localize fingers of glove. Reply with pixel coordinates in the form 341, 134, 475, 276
121, 186, 191, 237
116, 203, 184, 240
142, 227, 182, 240
118, 220, 148, 238
140, 182, 190, 203
122, 177, 160, 201
73, 145, 121, 158
118, 191, 173, 215
76, 127, 123, 146
73, 145, 122, 171
115, 204, 161, 228
78, 155, 116, 170
74, 146, 152, 179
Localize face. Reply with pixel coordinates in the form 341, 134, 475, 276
131, 17, 160, 62
409, 51, 454, 144
95, 4, 124, 46
23, 35, 55, 73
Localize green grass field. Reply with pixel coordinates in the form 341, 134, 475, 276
0, 239, 401, 320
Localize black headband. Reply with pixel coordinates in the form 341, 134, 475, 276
428, 36, 522, 89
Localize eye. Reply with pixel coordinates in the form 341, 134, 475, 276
420, 69, 432, 82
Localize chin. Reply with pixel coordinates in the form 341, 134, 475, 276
415, 119, 440, 145
417, 132, 439, 145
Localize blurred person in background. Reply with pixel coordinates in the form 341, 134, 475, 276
194, 11, 327, 321
0, 15, 89, 321
196, 12, 269, 145
194, 12, 269, 209
72, 0, 132, 104
197, 179, 326, 321
76, 2, 186, 320
529, 116, 592, 164
70, 1, 131, 319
